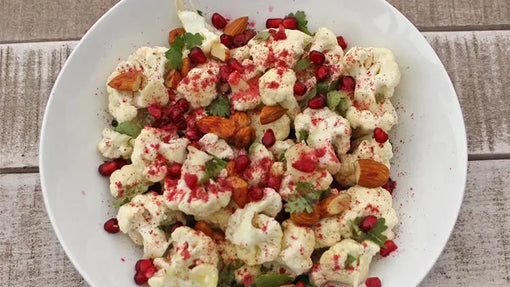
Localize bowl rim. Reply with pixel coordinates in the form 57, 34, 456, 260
39, 0, 468, 286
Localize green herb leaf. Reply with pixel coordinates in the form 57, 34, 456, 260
294, 58, 311, 72
317, 79, 339, 95
200, 156, 228, 184
113, 183, 149, 208
327, 90, 352, 116
165, 33, 204, 69
206, 97, 231, 118
158, 220, 178, 233
218, 261, 244, 287
292, 274, 318, 287
286, 11, 312, 35
165, 47, 184, 69
248, 142, 259, 155
366, 218, 388, 246
298, 129, 309, 143
196, 9, 203, 16
278, 152, 286, 162
300, 86, 317, 110
255, 31, 271, 41
345, 254, 357, 269
251, 272, 293, 287
116, 122, 141, 138
162, 243, 173, 258
182, 32, 204, 50
285, 182, 324, 213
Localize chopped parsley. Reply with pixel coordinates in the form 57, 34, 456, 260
165, 32, 204, 69
299, 85, 317, 110
206, 96, 231, 118
285, 182, 326, 213
327, 90, 352, 116
200, 156, 228, 184
286, 11, 312, 35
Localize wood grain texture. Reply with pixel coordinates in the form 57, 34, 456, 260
0, 0, 118, 43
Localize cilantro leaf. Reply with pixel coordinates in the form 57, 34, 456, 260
300, 85, 317, 110
218, 261, 244, 287
196, 9, 203, 16
294, 58, 311, 72
251, 272, 293, 287
182, 33, 204, 50
317, 79, 339, 95
165, 33, 204, 69
206, 97, 231, 118
165, 47, 184, 69
113, 183, 149, 208
285, 182, 324, 213
116, 122, 141, 138
366, 218, 388, 246
287, 11, 312, 35
345, 254, 357, 269
255, 31, 271, 41
200, 156, 228, 184
298, 129, 309, 143
327, 90, 352, 116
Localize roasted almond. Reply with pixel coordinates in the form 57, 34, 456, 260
194, 220, 214, 238
227, 175, 249, 208
234, 126, 256, 149
164, 69, 182, 89
108, 71, 143, 91
260, 105, 287, 125
318, 193, 351, 218
210, 42, 231, 62
224, 16, 249, 36
168, 27, 185, 44
230, 112, 252, 131
226, 160, 236, 176
355, 159, 390, 188
196, 116, 237, 139
180, 57, 192, 77
290, 208, 321, 226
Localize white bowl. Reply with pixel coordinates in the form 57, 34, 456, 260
40, 0, 467, 286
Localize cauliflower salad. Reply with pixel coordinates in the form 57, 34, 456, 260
98, 7, 400, 287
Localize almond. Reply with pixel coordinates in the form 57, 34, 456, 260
194, 220, 214, 238
230, 112, 252, 131
196, 116, 237, 139
318, 193, 351, 218
260, 105, 287, 125
210, 42, 231, 62
224, 16, 249, 36
234, 126, 256, 149
355, 159, 390, 188
227, 176, 249, 208
164, 69, 182, 89
226, 160, 236, 176
108, 71, 143, 91
290, 208, 321, 226
168, 27, 185, 44
180, 57, 192, 77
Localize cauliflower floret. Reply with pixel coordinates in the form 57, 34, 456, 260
230, 46, 251, 61
97, 128, 133, 159
259, 68, 300, 118
228, 68, 262, 111
310, 27, 344, 79
163, 146, 232, 217
195, 205, 234, 231
148, 226, 219, 287
177, 10, 221, 53
345, 98, 398, 135
226, 188, 283, 265
117, 193, 185, 258
198, 133, 234, 160
310, 239, 380, 287
107, 46, 169, 122
177, 61, 220, 109
269, 139, 296, 159
243, 143, 275, 187
235, 265, 261, 286
336, 137, 393, 186
109, 164, 150, 198
248, 29, 313, 71
313, 215, 343, 249
277, 220, 315, 275
131, 127, 189, 182
294, 107, 351, 174
250, 110, 291, 142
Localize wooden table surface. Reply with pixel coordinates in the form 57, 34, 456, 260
1, 0, 509, 286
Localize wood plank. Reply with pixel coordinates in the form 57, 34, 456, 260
1, 161, 508, 285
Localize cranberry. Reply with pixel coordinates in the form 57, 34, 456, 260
380, 240, 398, 257
266, 18, 283, 28
103, 218, 120, 233
292, 152, 318, 173
169, 221, 184, 233
135, 259, 154, 272
360, 215, 378, 231
168, 163, 182, 178
261, 129, 276, 147
374, 127, 389, 143
382, 177, 397, 194
184, 173, 198, 189
147, 104, 162, 119
365, 277, 382, 287
248, 187, 264, 202
340, 76, 356, 92
185, 128, 202, 141
267, 175, 282, 190
309, 50, 325, 65
282, 17, 298, 29
293, 82, 307, 96
134, 272, 148, 285
220, 33, 234, 48
234, 155, 251, 173
219, 65, 233, 82
188, 47, 207, 64
336, 36, 348, 50
227, 58, 244, 73
176, 99, 190, 112
233, 33, 247, 47
308, 95, 326, 109
211, 13, 228, 29
98, 159, 127, 177
316, 65, 331, 81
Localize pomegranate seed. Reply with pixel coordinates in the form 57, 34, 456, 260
176, 99, 190, 112
168, 107, 183, 123
341, 76, 356, 92
275, 24, 287, 40
360, 215, 378, 231
184, 173, 198, 189
234, 155, 251, 173
98, 159, 127, 177
135, 259, 154, 272
168, 163, 182, 178
211, 13, 228, 29
293, 82, 307, 96
175, 119, 187, 130
336, 36, 348, 50
266, 18, 283, 28
267, 175, 282, 190
380, 240, 398, 257
309, 50, 326, 65
382, 177, 397, 194
316, 65, 331, 81
248, 187, 264, 202
295, 283, 305, 287
374, 127, 389, 143
144, 266, 157, 279
134, 272, 148, 285
261, 129, 276, 147
169, 221, 184, 233
147, 104, 162, 119
282, 17, 298, 29
233, 33, 247, 48
292, 152, 318, 173
219, 65, 233, 82
188, 47, 207, 64
308, 95, 326, 109
220, 33, 234, 48
103, 218, 120, 233
244, 29, 257, 42
185, 128, 202, 141
227, 58, 244, 73
365, 277, 382, 287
